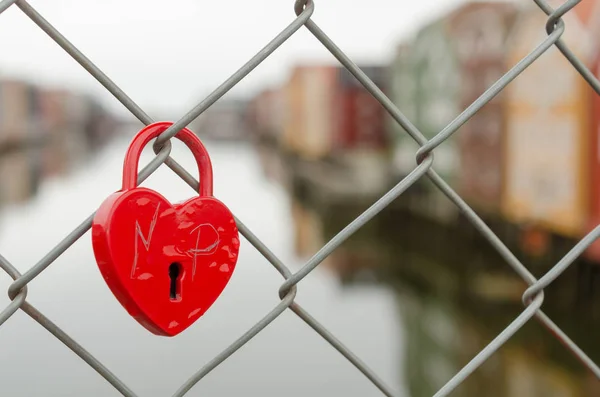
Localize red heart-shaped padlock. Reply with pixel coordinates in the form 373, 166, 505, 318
91, 122, 239, 337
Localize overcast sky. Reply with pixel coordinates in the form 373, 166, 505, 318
0, 0, 467, 119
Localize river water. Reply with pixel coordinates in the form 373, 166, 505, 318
0, 130, 597, 396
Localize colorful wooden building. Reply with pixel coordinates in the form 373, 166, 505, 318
410, 13, 462, 187
448, 2, 518, 213
387, 42, 419, 179
502, 0, 600, 239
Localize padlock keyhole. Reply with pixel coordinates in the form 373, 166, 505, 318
169, 263, 182, 301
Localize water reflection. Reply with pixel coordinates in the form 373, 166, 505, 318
288, 182, 600, 396
0, 133, 402, 397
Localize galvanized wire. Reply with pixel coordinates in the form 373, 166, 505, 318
0, 0, 599, 396
0, 0, 16, 14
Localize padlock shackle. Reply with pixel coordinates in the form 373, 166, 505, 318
122, 122, 213, 196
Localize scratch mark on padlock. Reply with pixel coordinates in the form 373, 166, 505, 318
188, 223, 220, 281
188, 308, 202, 319
131, 202, 161, 279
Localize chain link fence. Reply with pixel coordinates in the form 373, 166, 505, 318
0, 0, 599, 395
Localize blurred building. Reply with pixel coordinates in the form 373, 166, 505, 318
450, 2, 518, 214
502, 0, 600, 240
590, 44, 600, 262
387, 43, 418, 179
386, 7, 465, 223
410, 11, 462, 186
190, 99, 251, 141
0, 79, 33, 149
0, 76, 120, 208
282, 64, 389, 160
247, 87, 286, 146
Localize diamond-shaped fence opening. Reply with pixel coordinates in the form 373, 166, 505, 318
0, 0, 599, 396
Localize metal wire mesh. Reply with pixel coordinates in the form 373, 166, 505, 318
1, 0, 599, 395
